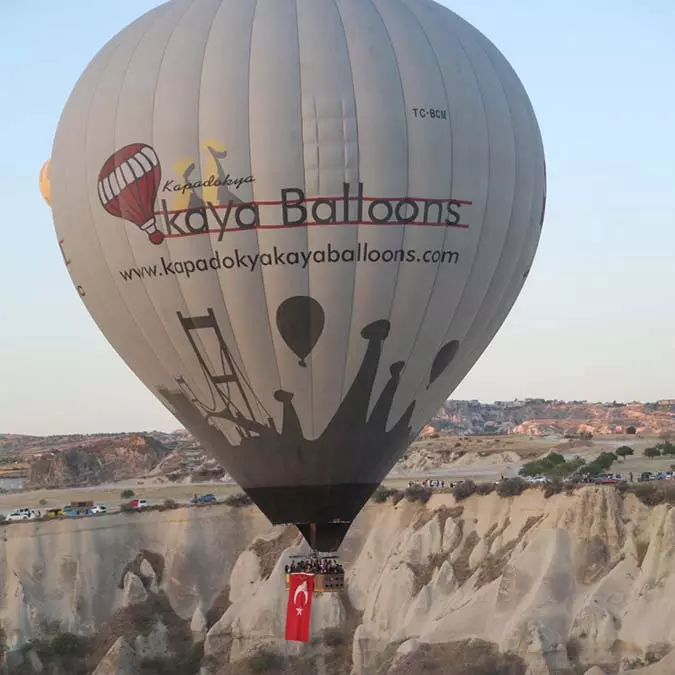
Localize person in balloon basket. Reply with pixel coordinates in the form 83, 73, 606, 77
285, 557, 344, 575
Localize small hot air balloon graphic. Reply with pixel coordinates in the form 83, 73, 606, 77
97, 143, 164, 245
276, 296, 325, 367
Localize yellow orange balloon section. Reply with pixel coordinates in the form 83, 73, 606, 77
39, 159, 51, 207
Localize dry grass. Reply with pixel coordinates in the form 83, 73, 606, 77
626, 482, 675, 506
387, 639, 527, 675
408, 552, 447, 596
475, 516, 543, 589
249, 526, 298, 580
576, 534, 612, 585
411, 508, 435, 532
87, 591, 192, 670
452, 531, 480, 586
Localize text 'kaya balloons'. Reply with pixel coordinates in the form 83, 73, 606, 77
49, 0, 546, 551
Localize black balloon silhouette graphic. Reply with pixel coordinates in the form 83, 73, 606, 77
427, 339, 460, 388
276, 296, 325, 367
157, 300, 418, 552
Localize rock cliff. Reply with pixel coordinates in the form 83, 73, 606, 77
3, 487, 675, 674
25, 435, 171, 487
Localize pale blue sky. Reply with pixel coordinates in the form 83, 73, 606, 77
1, 1, 674, 435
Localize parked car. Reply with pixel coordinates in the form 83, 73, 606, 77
126, 499, 148, 510
91, 504, 108, 514
6, 508, 33, 521
190, 493, 217, 504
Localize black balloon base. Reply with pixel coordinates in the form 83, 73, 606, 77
245, 482, 379, 552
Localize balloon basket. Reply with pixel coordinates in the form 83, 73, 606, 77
284, 572, 345, 594
285, 553, 345, 593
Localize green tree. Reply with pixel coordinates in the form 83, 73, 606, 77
121, 489, 135, 499
579, 462, 602, 476
518, 452, 583, 479
616, 446, 634, 461
626, 426, 637, 435
644, 447, 661, 459
657, 442, 675, 456
595, 452, 617, 471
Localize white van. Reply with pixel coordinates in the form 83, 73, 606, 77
6, 508, 33, 521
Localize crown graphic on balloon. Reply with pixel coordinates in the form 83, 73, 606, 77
97, 143, 164, 245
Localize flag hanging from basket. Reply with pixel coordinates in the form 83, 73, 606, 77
285, 573, 313, 642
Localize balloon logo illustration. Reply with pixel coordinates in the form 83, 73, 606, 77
276, 296, 325, 367
97, 143, 164, 245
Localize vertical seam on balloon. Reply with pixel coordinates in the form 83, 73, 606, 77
394, 8, 495, 432
193, 0, 270, 437
370, 3, 490, 443
155, 0, 239, 429
384, 0, 454, 390
332, 0, 360, 443
248, 0, 285, 445
366, 0, 456, 481
427, 22, 522, 404
348, 0, 409, 485
130, 2, 223, 418
82, 8, 186, 408
407, 15, 522, 425
450, 39, 543, 390
330, 0, 360, 498
294, 0, 314, 442
365, 0, 410, 413
50, 30, 129, 398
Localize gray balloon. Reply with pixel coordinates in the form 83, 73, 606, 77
49, 0, 546, 551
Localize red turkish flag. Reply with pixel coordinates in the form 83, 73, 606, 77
285, 573, 314, 642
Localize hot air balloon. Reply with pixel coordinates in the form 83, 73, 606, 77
39, 159, 51, 207
48, 0, 546, 554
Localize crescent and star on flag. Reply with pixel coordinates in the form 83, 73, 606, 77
293, 580, 309, 615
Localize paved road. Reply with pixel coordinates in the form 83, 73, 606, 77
3, 440, 672, 522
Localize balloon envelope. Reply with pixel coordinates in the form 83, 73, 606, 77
49, 0, 546, 551
39, 159, 51, 207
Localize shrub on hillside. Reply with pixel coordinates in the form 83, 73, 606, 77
223, 492, 253, 508
496, 477, 527, 498
404, 484, 432, 504
322, 627, 347, 647
163, 499, 178, 510
121, 489, 134, 499
631, 484, 663, 506
247, 647, 284, 673
371, 486, 401, 504
50, 632, 86, 659
543, 478, 563, 499
452, 480, 476, 501
476, 482, 495, 496
391, 491, 405, 506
